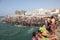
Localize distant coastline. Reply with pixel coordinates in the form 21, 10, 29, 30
0, 16, 4, 18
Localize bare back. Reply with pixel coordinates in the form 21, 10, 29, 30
51, 18, 55, 24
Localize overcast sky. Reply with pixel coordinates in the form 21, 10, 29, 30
0, 0, 60, 16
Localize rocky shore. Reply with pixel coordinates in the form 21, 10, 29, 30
1, 14, 60, 27
2, 15, 45, 27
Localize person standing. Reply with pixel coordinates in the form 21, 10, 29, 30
46, 17, 52, 33
50, 16, 56, 34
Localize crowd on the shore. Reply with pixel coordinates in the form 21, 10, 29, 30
2, 16, 59, 27
2, 16, 45, 26
32, 16, 58, 40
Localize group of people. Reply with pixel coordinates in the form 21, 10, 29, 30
32, 16, 58, 40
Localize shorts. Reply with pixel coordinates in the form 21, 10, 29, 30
50, 24, 55, 31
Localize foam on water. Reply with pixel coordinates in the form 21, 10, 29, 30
14, 25, 27, 27
27, 28, 34, 33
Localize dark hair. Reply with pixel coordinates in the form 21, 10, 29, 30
51, 16, 54, 19
47, 17, 50, 18
32, 32, 36, 37
38, 30, 42, 34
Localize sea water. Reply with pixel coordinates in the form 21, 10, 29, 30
0, 21, 38, 40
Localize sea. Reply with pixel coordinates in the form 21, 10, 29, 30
0, 16, 38, 40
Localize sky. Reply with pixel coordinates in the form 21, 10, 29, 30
0, 0, 60, 16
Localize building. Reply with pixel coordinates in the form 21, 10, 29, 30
15, 10, 26, 15
44, 9, 51, 15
